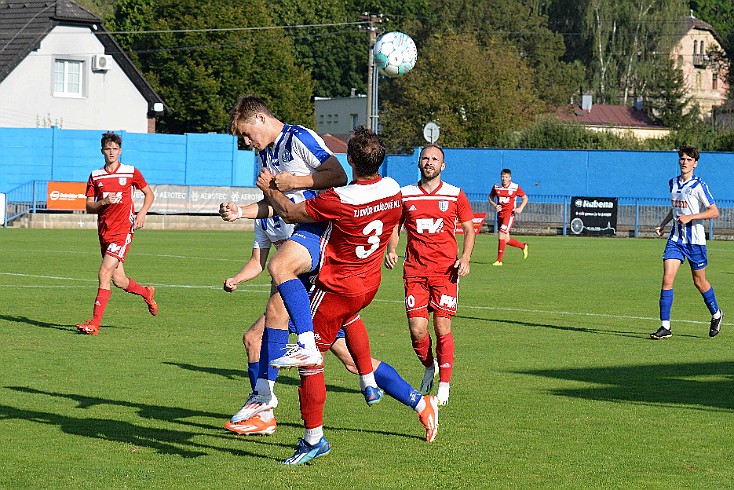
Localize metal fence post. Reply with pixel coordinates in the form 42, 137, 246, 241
634, 198, 639, 238
562, 195, 568, 236
32, 180, 37, 214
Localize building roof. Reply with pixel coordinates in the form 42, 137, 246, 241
556, 104, 665, 129
0, 0, 164, 110
684, 16, 725, 46
321, 133, 348, 154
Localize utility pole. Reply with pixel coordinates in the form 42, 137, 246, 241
360, 13, 382, 133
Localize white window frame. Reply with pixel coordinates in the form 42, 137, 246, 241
53, 59, 84, 98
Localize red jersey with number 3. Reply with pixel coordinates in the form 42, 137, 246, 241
489, 182, 525, 218
85, 163, 148, 238
305, 176, 402, 296
400, 181, 474, 277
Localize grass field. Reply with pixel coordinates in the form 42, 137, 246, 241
1, 228, 733, 488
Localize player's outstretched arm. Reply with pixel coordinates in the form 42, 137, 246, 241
384, 224, 401, 270
219, 200, 273, 222
655, 210, 674, 236
223, 247, 269, 292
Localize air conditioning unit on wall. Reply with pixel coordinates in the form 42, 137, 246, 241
91, 55, 111, 71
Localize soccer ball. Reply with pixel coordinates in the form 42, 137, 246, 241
373, 32, 417, 77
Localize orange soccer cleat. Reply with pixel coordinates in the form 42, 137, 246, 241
418, 395, 439, 442
144, 286, 158, 316
224, 411, 277, 436
76, 320, 100, 335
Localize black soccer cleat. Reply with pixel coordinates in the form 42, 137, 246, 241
709, 311, 724, 338
650, 326, 672, 340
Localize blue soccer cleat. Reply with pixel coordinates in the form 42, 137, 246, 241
361, 386, 383, 406
282, 437, 331, 465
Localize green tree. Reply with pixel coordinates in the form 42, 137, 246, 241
110, 0, 314, 133
378, 33, 540, 150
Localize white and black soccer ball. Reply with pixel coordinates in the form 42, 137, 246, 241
373, 31, 417, 77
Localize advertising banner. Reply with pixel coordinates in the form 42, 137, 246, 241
455, 213, 486, 234
46, 182, 87, 210
569, 196, 618, 236
133, 185, 263, 214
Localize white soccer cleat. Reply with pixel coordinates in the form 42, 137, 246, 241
420, 360, 438, 395
229, 392, 278, 423
436, 382, 450, 406
270, 343, 323, 369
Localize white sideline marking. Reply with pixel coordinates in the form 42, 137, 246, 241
0, 272, 710, 325
0, 272, 269, 291
372, 299, 710, 326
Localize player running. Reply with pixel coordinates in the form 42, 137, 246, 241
385, 144, 475, 405
488, 168, 529, 266
75, 131, 157, 335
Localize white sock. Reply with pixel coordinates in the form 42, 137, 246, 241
258, 409, 274, 422
304, 426, 323, 445
359, 372, 377, 391
414, 396, 426, 413
297, 331, 317, 351
661, 320, 671, 329
713, 310, 722, 320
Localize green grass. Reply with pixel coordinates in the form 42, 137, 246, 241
1, 229, 733, 488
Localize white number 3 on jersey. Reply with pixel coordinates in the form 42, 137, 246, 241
356, 219, 383, 259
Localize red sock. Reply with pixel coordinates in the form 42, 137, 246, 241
125, 278, 147, 296
436, 331, 455, 383
343, 318, 373, 375
299, 369, 326, 429
412, 333, 434, 367
507, 238, 524, 249
497, 240, 506, 261
92, 288, 111, 326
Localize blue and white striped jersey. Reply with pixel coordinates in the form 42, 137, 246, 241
256, 124, 334, 205
668, 175, 715, 246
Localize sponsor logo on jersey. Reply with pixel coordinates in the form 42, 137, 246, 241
409, 205, 417, 211
439, 294, 457, 309
416, 218, 444, 234
119, 177, 127, 185
439, 200, 449, 212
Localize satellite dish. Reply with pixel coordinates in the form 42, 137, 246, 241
423, 122, 440, 144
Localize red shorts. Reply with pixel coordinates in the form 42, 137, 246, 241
99, 233, 133, 262
404, 274, 459, 319
498, 212, 516, 233
310, 287, 378, 352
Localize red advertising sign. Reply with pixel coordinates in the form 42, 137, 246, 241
47, 182, 87, 210
455, 212, 486, 234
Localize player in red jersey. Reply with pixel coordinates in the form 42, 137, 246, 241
257, 127, 439, 465
385, 144, 475, 405
488, 168, 529, 266
75, 132, 157, 335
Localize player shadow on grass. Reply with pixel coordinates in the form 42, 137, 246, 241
516, 361, 734, 412
162, 361, 361, 395
0, 314, 70, 332
457, 314, 647, 339
1, 386, 298, 458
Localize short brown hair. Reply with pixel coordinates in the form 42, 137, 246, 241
678, 145, 700, 161
228, 95, 274, 136
101, 131, 122, 148
348, 126, 385, 176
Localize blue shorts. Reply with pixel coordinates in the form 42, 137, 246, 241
288, 222, 327, 273
663, 240, 708, 270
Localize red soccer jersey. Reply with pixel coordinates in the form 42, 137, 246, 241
85, 163, 148, 238
400, 181, 474, 277
489, 182, 525, 217
305, 176, 402, 296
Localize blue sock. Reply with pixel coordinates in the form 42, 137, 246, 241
258, 327, 289, 382
374, 362, 422, 409
277, 279, 314, 335
701, 286, 720, 315
660, 289, 674, 322
247, 362, 258, 391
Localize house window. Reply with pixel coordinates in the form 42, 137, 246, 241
696, 72, 702, 89
693, 40, 698, 55
53, 59, 83, 97
351, 113, 358, 129
713, 73, 718, 90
